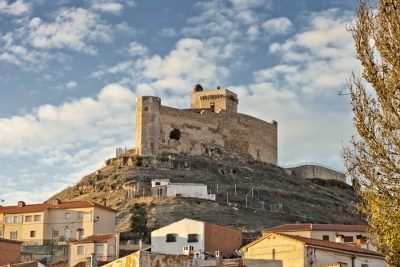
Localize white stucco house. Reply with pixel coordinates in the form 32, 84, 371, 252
151, 218, 242, 259
263, 224, 376, 251
241, 232, 386, 267
151, 179, 216, 200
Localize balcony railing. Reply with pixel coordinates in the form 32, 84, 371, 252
21, 238, 77, 246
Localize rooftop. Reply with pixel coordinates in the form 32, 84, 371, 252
263, 223, 369, 233
242, 233, 384, 258
70, 233, 117, 244
0, 200, 117, 214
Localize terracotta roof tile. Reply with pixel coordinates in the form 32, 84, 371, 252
264, 224, 369, 233
276, 233, 384, 257
0, 200, 117, 214
71, 233, 116, 244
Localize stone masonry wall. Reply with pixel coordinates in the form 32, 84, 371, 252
285, 165, 346, 183
158, 106, 277, 165
190, 89, 238, 113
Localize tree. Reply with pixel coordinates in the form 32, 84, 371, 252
343, 0, 400, 265
130, 203, 149, 237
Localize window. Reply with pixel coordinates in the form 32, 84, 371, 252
25, 216, 32, 222
155, 182, 161, 185
166, 234, 176, 242
5, 217, 12, 223
187, 234, 198, 243
14, 216, 22, 223
96, 245, 104, 254
65, 212, 70, 219
78, 211, 84, 218
323, 235, 330, 241
34, 215, 41, 221
10, 231, 17, 239
53, 230, 59, 237
344, 236, 354, 242
30, 231, 35, 238
77, 246, 85, 255
144, 107, 148, 111
109, 245, 115, 255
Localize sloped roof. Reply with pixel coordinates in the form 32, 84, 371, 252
242, 233, 384, 258
0, 237, 22, 244
263, 224, 369, 233
0, 200, 117, 214
70, 233, 116, 244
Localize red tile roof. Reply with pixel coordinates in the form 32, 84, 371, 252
70, 233, 116, 244
0, 200, 117, 214
276, 233, 384, 257
242, 233, 384, 258
263, 224, 369, 233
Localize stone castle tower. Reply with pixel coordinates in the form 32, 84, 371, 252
135, 96, 161, 156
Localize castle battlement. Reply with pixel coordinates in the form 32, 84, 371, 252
135, 85, 277, 165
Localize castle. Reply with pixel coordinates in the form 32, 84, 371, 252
135, 84, 278, 165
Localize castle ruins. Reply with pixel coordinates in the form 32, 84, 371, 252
135, 84, 278, 165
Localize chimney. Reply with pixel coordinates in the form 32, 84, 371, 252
215, 251, 223, 265
356, 234, 362, 246
17, 201, 26, 207
101, 198, 106, 207
335, 233, 344, 243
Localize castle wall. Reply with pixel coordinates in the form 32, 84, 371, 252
136, 96, 161, 156
158, 106, 277, 165
285, 165, 346, 183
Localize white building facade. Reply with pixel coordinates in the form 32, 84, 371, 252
151, 180, 216, 200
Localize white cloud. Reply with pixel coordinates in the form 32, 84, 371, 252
66, 81, 77, 89
27, 8, 113, 54
262, 17, 292, 35
0, 0, 30, 16
159, 28, 177, 37
229, 0, 272, 10
0, 84, 136, 155
91, 2, 123, 14
128, 41, 148, 56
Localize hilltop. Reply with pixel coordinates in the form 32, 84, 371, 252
48, 153, 364, 238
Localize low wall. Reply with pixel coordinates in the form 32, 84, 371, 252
284, 164, 346, 183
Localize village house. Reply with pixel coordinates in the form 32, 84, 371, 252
240, 232, 386, 267
263, 224, 375, 250
151, 179, 215, 200
151, 218, 242, 259
68, 233, 119, 267
102, 250, 240, 267
0, 199, 116, 244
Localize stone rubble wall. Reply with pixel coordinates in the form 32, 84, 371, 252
158, 106, 278, 165
285, 165, 346, 183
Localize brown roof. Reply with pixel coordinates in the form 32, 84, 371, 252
70, 233, 116, 244
0, 200, 117, 214
0, 237, 23, 244
263, 224, 369, 233
242, 233, 384, 258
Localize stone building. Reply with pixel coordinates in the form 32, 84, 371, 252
135, 85, 278, 165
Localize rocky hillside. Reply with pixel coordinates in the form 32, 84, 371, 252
49, 153, 365, 238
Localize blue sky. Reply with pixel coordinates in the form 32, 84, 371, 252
0, 0, 362, 205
